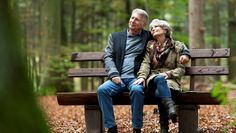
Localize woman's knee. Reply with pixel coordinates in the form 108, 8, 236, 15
154, 75, 166, 84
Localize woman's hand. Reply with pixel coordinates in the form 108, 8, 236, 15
133, 78, 145, 85
159, 73, 168, 79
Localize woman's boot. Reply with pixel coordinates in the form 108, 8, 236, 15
160, 121, 169, 133
162, 98, 177, 123
108, 125, 118, 133
133, 128, 141, 133
158, 103, 169, 133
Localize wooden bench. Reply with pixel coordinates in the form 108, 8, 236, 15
57, 48, 230, 133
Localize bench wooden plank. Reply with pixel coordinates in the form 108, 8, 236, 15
68, 66, 229, 77
70, 48, 230, 61
71, 52, 104, 62
68, 68, 106, 77
186, 66, 229, 75
57, 91, 220, 105
189, 48, 230, 58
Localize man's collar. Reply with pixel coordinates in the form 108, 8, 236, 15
127, 29, 142, 37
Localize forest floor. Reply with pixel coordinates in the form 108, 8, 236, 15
39, 93, 236, 133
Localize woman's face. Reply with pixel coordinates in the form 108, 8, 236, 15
150, 24, 166, 38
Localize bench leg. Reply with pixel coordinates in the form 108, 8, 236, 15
178, 105, 200, 133
84, 105, 104, 133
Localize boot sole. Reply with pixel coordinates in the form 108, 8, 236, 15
169, 113, 177, 123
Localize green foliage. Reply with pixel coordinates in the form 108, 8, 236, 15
211, 81, 230, 105
34, 63, 75, 95
0, 1, 50, 132
173, 33, 189, 46
36, 86, 57, 96
47, 47, 75, 93
226, 99, 236, 132
204, 0, 228, 48
148, 0, 189, 45
228, 99, 236, 117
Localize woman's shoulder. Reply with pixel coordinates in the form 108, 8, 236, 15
172, 40, 185, 52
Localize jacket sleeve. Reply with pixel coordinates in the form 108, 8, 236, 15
165, 43, 186, 79
137, 47, 151, 80
103, 34, 120, 79
181, 44, 191, 59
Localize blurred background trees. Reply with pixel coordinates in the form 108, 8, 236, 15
1, 1, 235, 132
9, 0, 236, 93
0, 0, 50, 132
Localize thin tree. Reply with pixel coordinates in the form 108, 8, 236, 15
228, 0, 236, 81
211, 0, 221, 80
189, 0, 206, 90
38, 0, 61, 90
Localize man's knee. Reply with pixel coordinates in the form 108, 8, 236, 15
97, 85, 107, 95
130, 85, 144, 94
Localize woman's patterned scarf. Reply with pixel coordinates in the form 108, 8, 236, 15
150, 39, 174, 69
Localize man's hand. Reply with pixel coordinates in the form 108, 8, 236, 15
111, 76, 122, 84
133, 78, 145, 85
180, 55, 190, 64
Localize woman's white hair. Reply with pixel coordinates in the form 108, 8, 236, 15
149, 19, 172, 37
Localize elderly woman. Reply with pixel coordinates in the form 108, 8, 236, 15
133, 19, 187, 132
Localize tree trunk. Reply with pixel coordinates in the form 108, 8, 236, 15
39, 0, 61, 89
125, 0, 131, 20
189, 0, 205, 49
189, 0, 206, 90
71, 0, 76, 44
211, 0, 221, 80
19, 0, 42, 91
228, 0, 236, 81
61, 0, 67, 45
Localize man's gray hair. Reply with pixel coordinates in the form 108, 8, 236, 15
132, 8, 149, 25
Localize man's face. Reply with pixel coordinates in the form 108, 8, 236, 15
128, 13, 146, 31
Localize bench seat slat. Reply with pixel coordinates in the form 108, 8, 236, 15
57, 92, 220, 105
70, 48, 230, 61
68, 66, 229, 77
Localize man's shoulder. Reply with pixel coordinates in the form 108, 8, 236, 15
110, 29, 150, 39
111, 29, 149, 35
111, 29, 127, 36
142, 29, 149, 33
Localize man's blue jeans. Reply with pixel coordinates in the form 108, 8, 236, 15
97, 78, 144, 129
